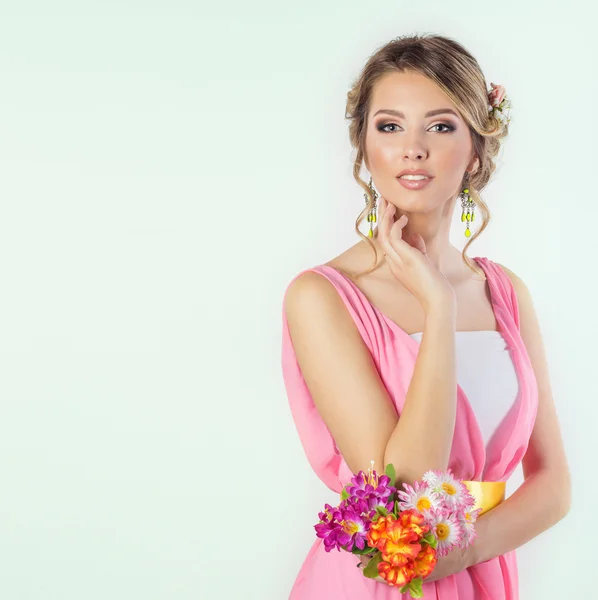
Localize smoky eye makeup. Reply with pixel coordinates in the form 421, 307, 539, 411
374, 120, 457, 133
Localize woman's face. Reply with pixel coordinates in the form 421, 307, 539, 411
365, 70, 478, 214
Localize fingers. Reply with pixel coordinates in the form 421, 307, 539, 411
379, 200, 396, 242
391, 215, 408, 240
378, 195, 390, 232
376, 196, 411, 264
386, 212, 409, 260
390, 216, 409, 253
377, 195, 392, 223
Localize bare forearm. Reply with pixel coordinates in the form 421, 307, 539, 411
466, 467, 571, 567
384, 305, 457, 487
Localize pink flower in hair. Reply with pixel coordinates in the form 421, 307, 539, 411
487, 82, 511, 125
488, 82, 506, 107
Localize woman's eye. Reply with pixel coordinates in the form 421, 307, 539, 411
431, 123, 455, 133
377, 122, 455, 133
378, 123, 400, 133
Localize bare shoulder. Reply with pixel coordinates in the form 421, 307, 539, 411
284, 267, 367, 369
284, 241, 375, 314
284, 269, 344, 319
494, 261, 539, 335
284, 265, 371, 360
495, 261, 525, 288
494, 261, 534, 307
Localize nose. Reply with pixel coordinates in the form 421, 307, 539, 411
404, 145, 428, 160
403, 132, 428, 160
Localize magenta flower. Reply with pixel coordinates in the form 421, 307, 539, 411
317, 503, 337, 523
314, 499, 372, 553
345, 469, 395, 501
347, 493, 394, 518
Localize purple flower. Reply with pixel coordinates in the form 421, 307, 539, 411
343, 468, 397, 521
317, 503, 337, 522
314, 464, 399, 553
314, 499, 372, 553
346, 470, 395, 501
361, 494, 395, 515
342, 494, 392, 520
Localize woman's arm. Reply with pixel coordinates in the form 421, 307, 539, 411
284, 270, 458, 486
464, 264, 571, 567
284, 271, 398, 477
384, 304, 458, 488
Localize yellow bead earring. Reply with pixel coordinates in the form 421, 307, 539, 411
364, 176, 378, 238
459, 174, 475, 238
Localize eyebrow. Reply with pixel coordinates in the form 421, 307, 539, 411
373, 108, 459, 118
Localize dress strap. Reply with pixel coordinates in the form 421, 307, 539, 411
474, 256, 521, 331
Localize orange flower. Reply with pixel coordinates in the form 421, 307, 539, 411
413, 544, 438, 580
380, 520, 421, 564
378, 558, 416, 587
397, 509, 430, 538
366, 514, 393, 551
367, 509, 435, 588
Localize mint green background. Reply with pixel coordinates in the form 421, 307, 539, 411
0, 2, 593, 599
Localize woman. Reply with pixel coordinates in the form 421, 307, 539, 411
281, 33, 571, 598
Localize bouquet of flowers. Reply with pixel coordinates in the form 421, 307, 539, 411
314, 461, 481, 598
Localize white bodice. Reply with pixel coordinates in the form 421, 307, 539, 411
408, 330, 519, 450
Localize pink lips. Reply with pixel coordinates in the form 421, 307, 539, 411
397, 176, 433, 190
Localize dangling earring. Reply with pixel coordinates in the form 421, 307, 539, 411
459, 174, 475, 238
364, 176, 378, 238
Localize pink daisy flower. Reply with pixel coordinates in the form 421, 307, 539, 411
426, 507, 465, 558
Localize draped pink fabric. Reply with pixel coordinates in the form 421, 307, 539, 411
281, 256, 538, 599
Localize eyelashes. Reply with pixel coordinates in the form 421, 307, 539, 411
377, 123, 456, 134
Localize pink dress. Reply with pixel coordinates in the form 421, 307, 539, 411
281, 256, 538, 599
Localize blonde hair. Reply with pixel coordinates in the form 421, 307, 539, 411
345, 33, 509, 278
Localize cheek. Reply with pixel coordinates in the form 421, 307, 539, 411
442, 148, 468, 170
435, 140, 472, 182
366, 138, 399, 167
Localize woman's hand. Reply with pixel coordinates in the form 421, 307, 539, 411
421, 546, 470, 584
376, 195, 456, 315
357, 545, 470, 586
356, 553, 388, 585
